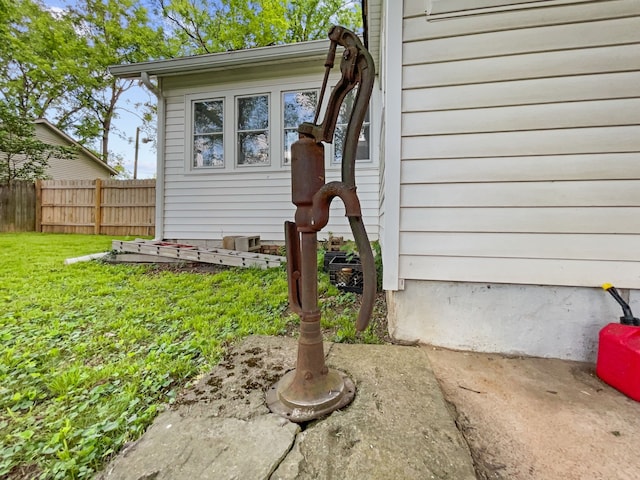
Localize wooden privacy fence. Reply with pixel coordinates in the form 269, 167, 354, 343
0, 181, 37, 232
37, 179, 155, 236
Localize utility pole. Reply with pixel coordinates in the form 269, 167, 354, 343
134, 127, 140, 180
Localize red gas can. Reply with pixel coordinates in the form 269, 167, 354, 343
596, 323, 640, 402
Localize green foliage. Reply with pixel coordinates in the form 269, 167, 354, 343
284, 0, 362, 44
0, 0, 88, 120
0, 104, 75, 184
160, 0, 362, 55
160, 0, 286, 54
372, 240, 383, 292
0, 0, 361, 165
0, 0, 166, 162
319, 286, 382, 344
0, 233, 384, 477
0, 233, 293, 479
61, 0, 169, 161
337, 238, 383, 292
317, 247, 383, 344
107, 151, 133, 179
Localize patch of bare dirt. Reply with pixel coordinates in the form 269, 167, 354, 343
3, 463, 42, 480
138, 261, 231, 275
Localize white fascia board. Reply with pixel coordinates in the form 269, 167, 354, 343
381, 0, 403, 291
109, 39, 330, 79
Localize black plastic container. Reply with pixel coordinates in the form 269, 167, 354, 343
327, 253, 363, 294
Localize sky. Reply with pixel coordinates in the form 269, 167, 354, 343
110, 86, 158, 179
44, 1, 158, 179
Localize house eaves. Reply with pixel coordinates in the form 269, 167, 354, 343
109, 39, 330, 79
34, 119, 118, 176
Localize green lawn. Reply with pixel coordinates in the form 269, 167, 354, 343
0, 233, 379, 479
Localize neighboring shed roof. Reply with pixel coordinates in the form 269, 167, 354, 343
34, 119, 118, 176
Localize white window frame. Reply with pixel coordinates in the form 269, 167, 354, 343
331, 89, 372, 165
190, 98, 225, 170
235, 93, 271, 168
281, 88, 320, 167
182, 75, 376, 175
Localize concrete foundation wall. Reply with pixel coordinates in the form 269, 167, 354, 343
387, 280, 640, 362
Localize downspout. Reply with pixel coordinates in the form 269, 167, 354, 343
141, 71, 165, 241
362, 0, 369, 49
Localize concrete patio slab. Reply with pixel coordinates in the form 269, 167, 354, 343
96, 336, 476, 480
426, 347, 640, 480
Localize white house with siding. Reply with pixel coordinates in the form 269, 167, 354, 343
112, 0, 640, 361
374, 0, 640, 361
110, 41, 381, 246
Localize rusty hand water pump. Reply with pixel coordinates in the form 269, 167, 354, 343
266, 26, 376, 422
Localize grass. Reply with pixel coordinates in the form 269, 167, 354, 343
0, 233, 383, 479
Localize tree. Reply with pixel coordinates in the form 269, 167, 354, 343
0, 0, 168, 163
63, 0, 169, 162
159, 0, 362, 55
0, 104, 74, 185
0, 0, 361, 171
108, 151, 133, 179
284, 0, 362, 43
0, 0, 90, 122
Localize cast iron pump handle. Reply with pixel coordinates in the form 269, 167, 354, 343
287, 25, 376, 332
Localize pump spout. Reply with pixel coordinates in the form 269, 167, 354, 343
310, 182, 376, 331
311, 181, 361, 230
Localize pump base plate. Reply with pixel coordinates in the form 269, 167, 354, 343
266, 369, 356, 423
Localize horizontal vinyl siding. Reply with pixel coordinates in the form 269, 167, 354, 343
403, 44, 639, 88
34, 125, 112, 180
401, 207, 640, 234
403, 16, 640, 63
161, 168, 380, 241
404, 0, 639, 40
402, 99, 640, 135
402, 72, 640, 111
399, 0, 640, 288
46, 157, 112, 180
161, 75, 379, 242
398, 256, 640, 288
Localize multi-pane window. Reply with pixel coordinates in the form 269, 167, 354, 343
282, 90, 318, 165
193, 99, 224, 168
333, 89, 370, 164
237, 94, 270, 166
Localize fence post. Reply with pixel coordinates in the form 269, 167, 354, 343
35, 179, 42, 232
94, 178, 102, 235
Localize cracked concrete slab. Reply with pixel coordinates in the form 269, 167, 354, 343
272, 343, 476, 479
95, 336, 475, 480
97, 412, 299, 480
